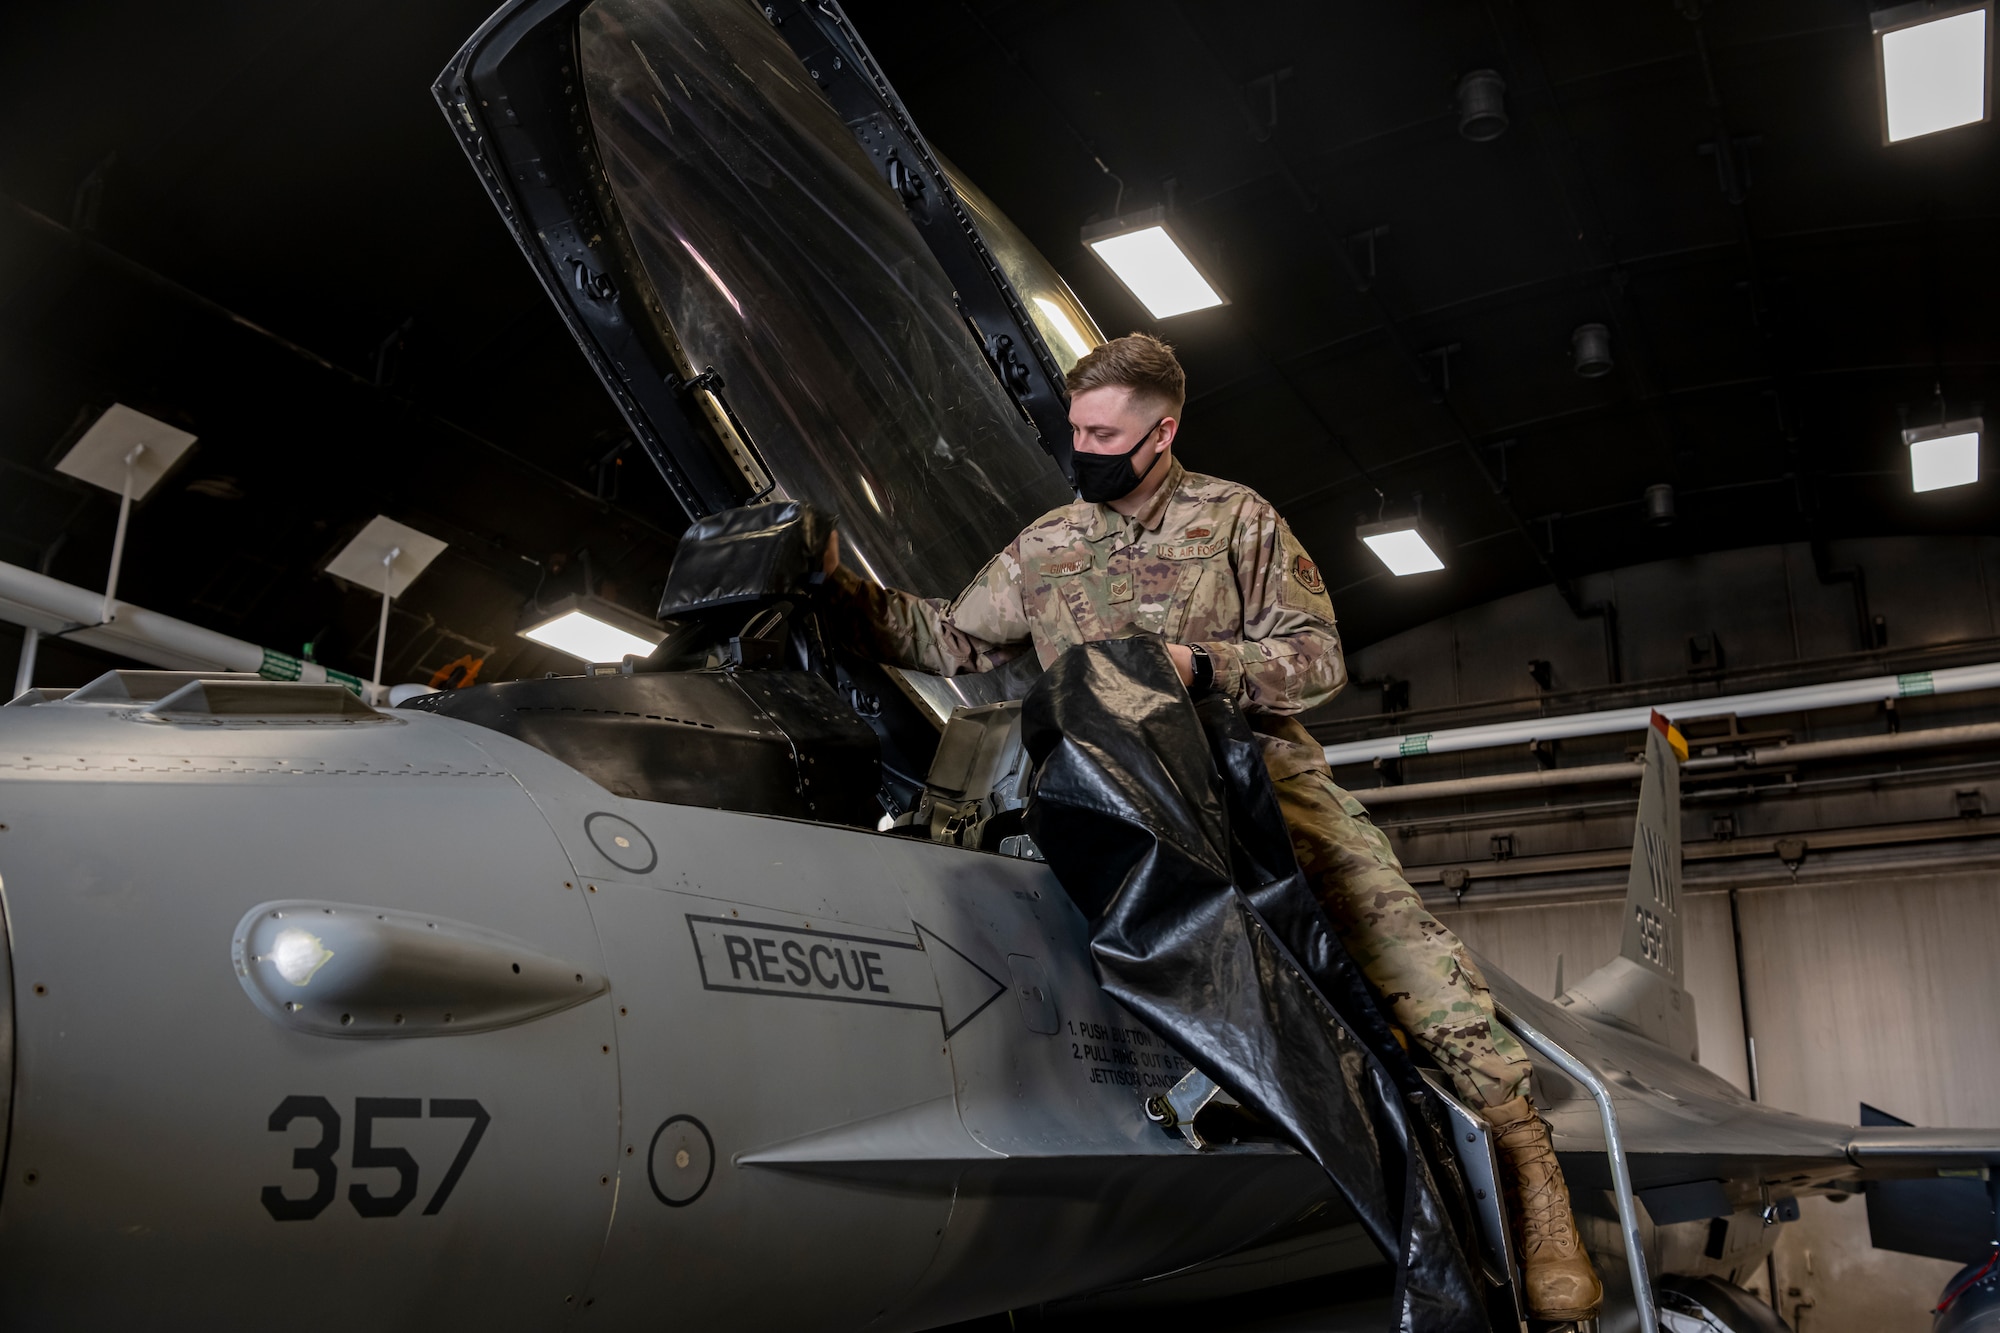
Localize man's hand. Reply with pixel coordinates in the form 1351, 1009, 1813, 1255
1166, 642, 1195, 687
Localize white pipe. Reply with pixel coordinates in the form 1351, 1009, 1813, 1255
12, 626, 39, 696
372, 546, 400, 689
101, 442, 144, 624
0, 558, 363, 693
1353, 720, 2000, 807
1324, 661, 2000, 767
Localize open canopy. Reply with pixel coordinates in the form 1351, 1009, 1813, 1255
439, 0, 1079, 599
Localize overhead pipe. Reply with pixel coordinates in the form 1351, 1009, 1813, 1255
1355, 760, 1643, 807
1325, 661, 2000, 768
0, 559, 363, 694
1353, 720, 2000, 807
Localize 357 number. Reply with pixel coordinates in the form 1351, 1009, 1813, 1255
261, 1096, 491, 1222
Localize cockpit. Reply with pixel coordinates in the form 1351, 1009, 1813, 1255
402, 500, 1044, 858
417, 0, 1112, 859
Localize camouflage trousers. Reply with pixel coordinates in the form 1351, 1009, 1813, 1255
1274, 768, 1532, 1109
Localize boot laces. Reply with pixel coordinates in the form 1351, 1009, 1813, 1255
1497, 1118, 1575, 1258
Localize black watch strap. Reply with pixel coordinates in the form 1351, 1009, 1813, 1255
1188, 644, 1215, 697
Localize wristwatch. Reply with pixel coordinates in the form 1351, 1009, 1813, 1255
1187, 644, 1215, 697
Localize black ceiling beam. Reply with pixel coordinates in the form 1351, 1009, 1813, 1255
1, 192, 683, 545
1163, 0, 1587, 615
1482, 0, 1689, 488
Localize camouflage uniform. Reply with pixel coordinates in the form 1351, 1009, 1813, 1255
827, 459, 1531, 1108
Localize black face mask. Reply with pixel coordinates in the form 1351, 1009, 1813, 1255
1073, 418, 1164, 504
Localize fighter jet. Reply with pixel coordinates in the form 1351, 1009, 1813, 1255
1, 1, 1995, 1329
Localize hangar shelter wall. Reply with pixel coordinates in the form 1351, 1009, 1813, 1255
1326, 535, 2000, 1333
1441, 861, 2000, 1333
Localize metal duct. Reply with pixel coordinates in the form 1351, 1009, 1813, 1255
1456, 70, 1509, 141
1325, 661, 2000, 766
1571, 322, 1613, 377
1643, 483, 1676, 526
1352, 719, 2000, 807
1355, 761, 1641, 807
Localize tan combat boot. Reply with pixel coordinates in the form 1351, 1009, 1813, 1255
1483, 1094, 1604, 1322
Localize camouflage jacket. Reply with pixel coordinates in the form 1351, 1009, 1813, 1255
825, 460, 1344, 779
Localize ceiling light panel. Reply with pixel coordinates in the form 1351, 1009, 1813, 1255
1358, 523, 1446, 577
1081, 208, 1227, 320
1087, 228, 1223, 319
1905, 417, 1983, 491
1877, 4, 1991, 142
523, 609, 662, 662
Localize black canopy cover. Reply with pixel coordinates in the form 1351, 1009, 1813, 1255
1021, 637, 1492, 1333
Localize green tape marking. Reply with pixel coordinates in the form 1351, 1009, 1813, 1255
1398, 734, 1432, 757
259, 647, 302, 681
1896, 671, 1934, 699
259, 648, 366, 698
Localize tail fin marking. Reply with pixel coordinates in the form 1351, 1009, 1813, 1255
1556, 711, 1699, 1057
1620, 711, 1686, 986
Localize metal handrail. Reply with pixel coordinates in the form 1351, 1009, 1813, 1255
1496, 1002, 1659, 1333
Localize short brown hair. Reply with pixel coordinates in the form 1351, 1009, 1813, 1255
1064, 332, 1186, 419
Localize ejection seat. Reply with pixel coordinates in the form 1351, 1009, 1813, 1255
406, 502, 887, 826
408, 500, 1054, 845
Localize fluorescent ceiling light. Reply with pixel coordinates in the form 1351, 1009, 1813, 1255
1082, 207, 1226, 319
1904, 416, 1982, 491
524, 610, 661, 662
521, 595, 666, 663
1876, 4, 1990, 142
1357, 520, 1445, 577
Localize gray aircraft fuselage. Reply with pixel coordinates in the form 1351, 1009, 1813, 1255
0, 689, 1357, 1329
0, 673, 1926, 1331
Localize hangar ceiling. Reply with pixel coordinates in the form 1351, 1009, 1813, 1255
0, 0, 1993, 689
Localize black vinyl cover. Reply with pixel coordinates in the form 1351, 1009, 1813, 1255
402, 668, 881, 828
1021, 638, 1491, 1333
658, 501, 830, 618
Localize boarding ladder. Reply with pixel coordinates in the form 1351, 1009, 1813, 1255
1147, 1006, 1660, 1332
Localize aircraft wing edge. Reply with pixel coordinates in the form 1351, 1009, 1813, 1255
1847, 1126, 2000, 1172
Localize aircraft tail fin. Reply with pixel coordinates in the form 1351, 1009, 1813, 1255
1558, 711, 1699, 1056
1621, 710, 1687, 986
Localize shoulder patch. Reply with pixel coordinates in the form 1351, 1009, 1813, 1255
1292, 553, 1325, 595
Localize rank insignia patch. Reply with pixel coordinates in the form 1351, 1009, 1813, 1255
1292, 554, 1325, 595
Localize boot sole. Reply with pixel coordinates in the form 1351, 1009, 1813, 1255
1527, 1306, 1601, 1323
